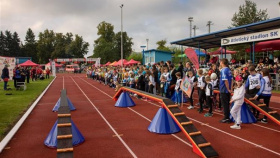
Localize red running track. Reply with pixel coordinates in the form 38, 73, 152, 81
0, 73, 279, 158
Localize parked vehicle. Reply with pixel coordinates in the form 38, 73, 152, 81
65, 64, 80, 73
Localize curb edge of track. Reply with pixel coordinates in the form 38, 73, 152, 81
0, 76, 57, 153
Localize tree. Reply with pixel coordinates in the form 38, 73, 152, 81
93, 21, 116, 63
52, 33, 67, 59
156, 40, 170, 51
114, 31, 133, 60
231, 0, 269, 27
127, 52, 142, 62
66, 34, 89, 58
37, 29, 55, 63
23, 28, 38, 62
0, 31, 6, 56
230, 0, 269, 60
92, 21, 134, 63
11, 32, 21, 57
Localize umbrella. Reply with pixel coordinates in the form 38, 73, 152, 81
125, 59, 140, 65
245, 39, 280, 52
209, 47, 236, 55
113, 59, 128, 66
109, 61, 117, 66
105, 62, 111, 66
19, 60, 38, 66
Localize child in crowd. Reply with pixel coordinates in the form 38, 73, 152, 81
210, 73, 219, 110
147, 70, 155, 94
204, 76, 214, 117
129, 73, 135, 88
160, 67, 171, 97
173, 72, 183, 106
197, 69, 206, 113
245, 66, 262, 118
187, 71, 197, 109
230, 75, 245, 129
253, 68, 272, 123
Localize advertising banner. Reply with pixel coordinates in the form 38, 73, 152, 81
0, 56, 16, 80
185, 48, 199, 70
221, 28, 280, 46
180, 75, 193, 97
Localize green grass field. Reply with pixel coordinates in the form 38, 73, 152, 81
0, 77, 54, 141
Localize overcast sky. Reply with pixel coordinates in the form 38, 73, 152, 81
1, 0, 280, 57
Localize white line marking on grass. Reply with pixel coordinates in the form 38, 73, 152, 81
0, 77, 57, 153
79, 77, 193, 147
71, 77, 137, 158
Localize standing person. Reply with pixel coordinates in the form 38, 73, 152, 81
25, 67, 30, 83
177, 62, 184, 78
184, 62, 195, 77
172, 72, 183, 106
45, 68, 50, 79
197, 69, 206, 113
187, 71, 197, 109
253, 68, 272, 123
229, 75, 245, 129
219, 58, 233, 123
1, 65, 9, 90
204, 76, 214, 117
169, 64, 177, 96
31, 67, 36, 81
15, 67, 21, 87
147, 70, 155, 94
245, 65, 262, 118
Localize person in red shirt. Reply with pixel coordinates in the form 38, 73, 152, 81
46, 68, 51, 79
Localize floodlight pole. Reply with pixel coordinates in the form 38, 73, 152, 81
188, 17, 193, 37
146, 39, 149, 50
120, 4, 124, 69
206, 21, 214, 33
193, 25, 198, 37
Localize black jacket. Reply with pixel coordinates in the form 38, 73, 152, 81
1, 67, 9, 79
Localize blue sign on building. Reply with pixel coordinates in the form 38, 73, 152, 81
143, 49, 174, 65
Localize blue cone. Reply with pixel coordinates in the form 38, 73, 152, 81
148, 108, 181, 134
44, 120, 85, 148
230, 102, 257, 124
52, 97, 76, 112
115, 92, 135, 108
171, 91, 187, 103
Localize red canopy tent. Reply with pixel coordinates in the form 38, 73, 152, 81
19, 60, 38, 66
209, 47, 237, 55
45, 62, 62, 67
105, 62, 111, 66
245, 39, 280, 52
113, 59, 128, 66
124, 59, 140, 65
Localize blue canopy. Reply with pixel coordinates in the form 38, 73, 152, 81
195, 49, 206, 57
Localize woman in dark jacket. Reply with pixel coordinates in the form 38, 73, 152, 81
1, 65, 9, 90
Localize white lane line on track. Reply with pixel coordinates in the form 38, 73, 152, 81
191, 98, 280, 133
127, 107, 192, 147
80, 78, 280, 157
70, 77, 137, 158
145, 102, 280, 156
79, 78, 193, 147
